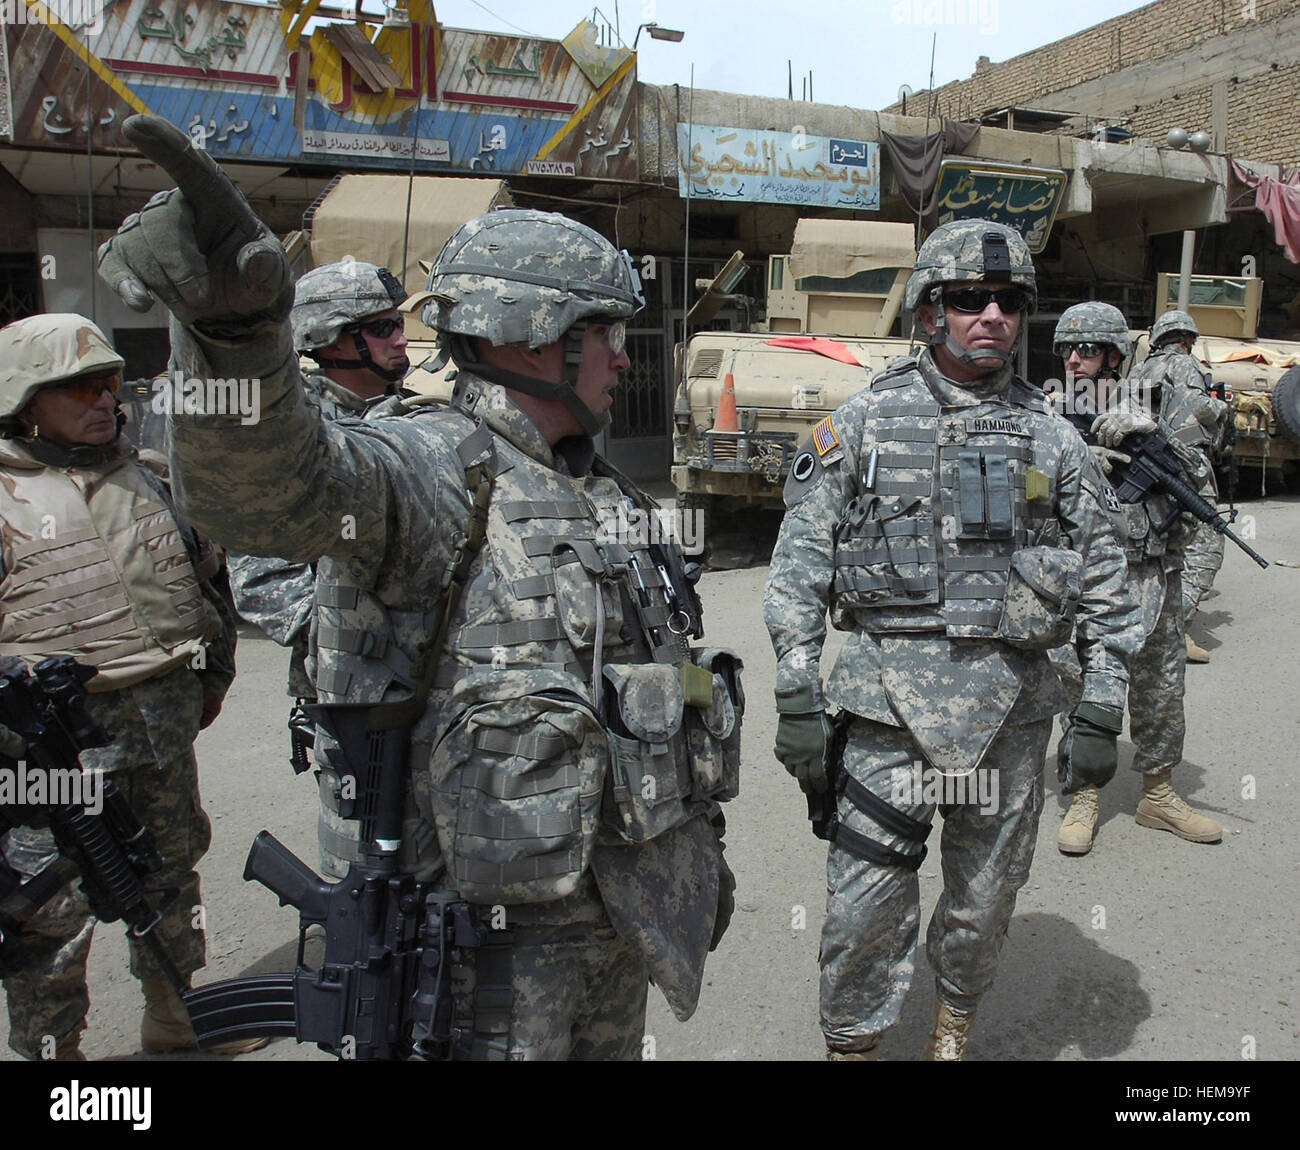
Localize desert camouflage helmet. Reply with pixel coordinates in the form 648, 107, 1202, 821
904, 218, 1038, 313
1151, 309, 1199, 346
291, 260, 408, 353
421, 209, 643, 348
0, 313, 124, 419
1053, 301, 1133, 359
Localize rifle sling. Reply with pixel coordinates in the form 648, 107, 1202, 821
365, 425, 498, 734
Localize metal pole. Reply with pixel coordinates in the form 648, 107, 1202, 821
1177, 229, 1195, 309
400, 86, 423, 289
85, 36, 95, 322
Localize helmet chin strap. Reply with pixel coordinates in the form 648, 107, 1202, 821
927, 292, 1018, 370
314, 329, 409, 383
451, 325, 605, 438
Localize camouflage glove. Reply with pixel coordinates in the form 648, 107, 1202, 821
1091, 411, 1157, 448
1058, 702, 1124, 795
774, 684, 830, 795
97, 115, 293, 374
1088, 444, 1130, 476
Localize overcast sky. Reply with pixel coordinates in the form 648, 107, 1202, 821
426, 0, 1156, 110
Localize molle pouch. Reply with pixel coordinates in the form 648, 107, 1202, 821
683, 649, 744, 803
551, 541, 625, 650
831, 495, 940, 616
600, 663, 693, 844
996, 546, 1083, 651
428, 690, 606, 904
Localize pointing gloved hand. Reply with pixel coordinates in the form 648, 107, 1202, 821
1091, 410, 1157, 448
774, 683, 830, 795
97, 115, 293, 353
1088, 444, 1131, 476
1058, 701, 1125, 795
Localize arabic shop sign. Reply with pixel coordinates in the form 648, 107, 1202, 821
302, 130, 451, 162
933, 161, 1067, 253
678, 124, 879, 211
136, 5, 249, 71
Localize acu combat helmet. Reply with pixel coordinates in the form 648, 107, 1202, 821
292, 260, 409, 382
0, 313, 124, 420
1151, 309, 1199, 349
1053, 301, 1134, 361
905, 219, 1037, 371
422, 208, 644, 437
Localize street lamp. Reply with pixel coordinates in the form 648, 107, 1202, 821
633, 22, 685, 49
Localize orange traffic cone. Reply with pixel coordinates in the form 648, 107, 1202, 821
713, 373, 739, 433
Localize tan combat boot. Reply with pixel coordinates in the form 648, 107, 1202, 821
1058, 785, 1100, 855
1185, 634, 1210, 663
827, 1046, 879, 1061
142, 979, 270, 1055
921, 1000, 976, 1061
1136, 771, 1222, 843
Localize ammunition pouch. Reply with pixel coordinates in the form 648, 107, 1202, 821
830, 495, 940, 619
996, 545, 1083, 651
601, 653, 744, 844
429, 689, 606, 905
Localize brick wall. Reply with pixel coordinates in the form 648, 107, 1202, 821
886, 0, 1300, 164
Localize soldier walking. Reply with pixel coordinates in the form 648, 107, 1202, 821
764, 222, 1143, 1060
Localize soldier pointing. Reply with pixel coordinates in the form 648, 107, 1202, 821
98, 115, 740, 1060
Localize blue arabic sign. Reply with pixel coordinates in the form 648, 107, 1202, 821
677, 124, 879, 211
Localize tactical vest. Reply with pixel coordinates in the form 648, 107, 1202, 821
0, 458, 218, 688
311, 410, 741, 905
830, 369, 1055, 637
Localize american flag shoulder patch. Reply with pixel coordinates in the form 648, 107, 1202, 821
812, 417, 839, 457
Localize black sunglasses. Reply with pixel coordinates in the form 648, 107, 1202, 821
942, 287, 1029, 314
347, 317, 404, 339
1060, 341, 1110, 359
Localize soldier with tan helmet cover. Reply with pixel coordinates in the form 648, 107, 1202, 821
96, 116, 741, 1060
227, 259, 412, 880
764, 222, 1143, 1060
0, 313, 261, 1059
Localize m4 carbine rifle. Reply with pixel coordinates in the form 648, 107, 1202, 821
179, 705, 481, 1059
0, 656, 187, 991
1110, 430, 1269, 569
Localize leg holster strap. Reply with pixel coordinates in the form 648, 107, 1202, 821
828, 753, 932, 872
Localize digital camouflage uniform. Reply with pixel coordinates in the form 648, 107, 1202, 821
1052, 303, 1223, 853
1129, 342, 1228, 624
0, 314, 236, 1060
764, 222, 1143, 1057
227, 367, 398, 878
97, 164, 739, 1061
